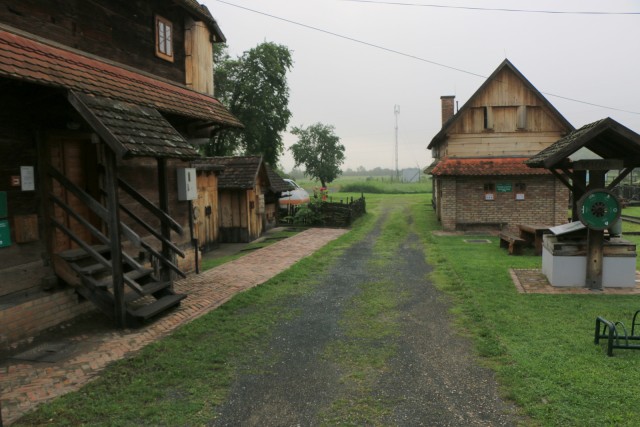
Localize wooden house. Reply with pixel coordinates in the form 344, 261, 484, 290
194, 156, 287, 244
427, 59, 573, 233
0, 0, 242, 348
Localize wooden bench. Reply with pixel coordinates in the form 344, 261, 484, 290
499, 232, 526, 255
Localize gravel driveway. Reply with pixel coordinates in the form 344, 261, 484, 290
212, 210, 520, 426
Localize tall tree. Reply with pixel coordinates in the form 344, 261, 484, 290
290, 123, 345, 187
207, 42, 293, 165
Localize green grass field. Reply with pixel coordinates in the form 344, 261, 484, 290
293, 175, 432, 196
15, 193, 640, 426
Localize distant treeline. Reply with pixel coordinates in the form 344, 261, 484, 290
288, 166, 422, 179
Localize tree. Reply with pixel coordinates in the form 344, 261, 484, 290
206, 42, 293, 165
290, 123, 345, 187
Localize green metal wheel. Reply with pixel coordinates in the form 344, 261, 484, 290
577, 189, 621, 230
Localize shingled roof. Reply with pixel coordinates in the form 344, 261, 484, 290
0, 25, 242, 128
526, 117, 640, 169
69, 91, 199, 159
197, 156, 264, 189
430, 157, 551, 177
265, 166, 292, 193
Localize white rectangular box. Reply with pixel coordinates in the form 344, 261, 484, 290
542, 235, 637, 288
177, 168, 197, 201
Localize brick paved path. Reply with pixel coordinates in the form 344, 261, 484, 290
0, 227, 347, 425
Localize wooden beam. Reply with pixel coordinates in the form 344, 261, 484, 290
550, 169, 574, 192
48, 166, 142, 248
118, 177, 183, 235
607, 167, 634, 191
157, 158, 173, 284
571, 170, 587, 222
103, 147, 127, 328
573, 159, 624, 171
67, 91, 128, 159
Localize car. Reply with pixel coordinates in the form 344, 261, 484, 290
279, 179, 310, 210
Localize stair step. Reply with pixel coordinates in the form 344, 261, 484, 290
72, 262, 108, 276
58, 245, 110, 262
129, 294, 186, 320
82, 267, 154, 289
124, 281, 172, 303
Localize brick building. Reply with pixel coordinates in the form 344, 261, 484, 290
427, 59, 573, 232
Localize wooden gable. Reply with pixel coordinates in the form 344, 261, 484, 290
429, 59, 574, 159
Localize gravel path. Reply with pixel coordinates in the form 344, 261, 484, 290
212, 210, 520, 426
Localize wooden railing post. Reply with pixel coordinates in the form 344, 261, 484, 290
104, 147, 126, 328
157, 158, 173, 285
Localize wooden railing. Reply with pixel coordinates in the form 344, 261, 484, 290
48, 165, 186, 292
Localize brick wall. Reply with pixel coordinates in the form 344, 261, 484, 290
438, 175, 569, 232
0, 289, 95, 350
439, 177, 457, 230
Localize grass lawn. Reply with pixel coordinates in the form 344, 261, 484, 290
416, 206, 640, 426
294, 175, 432, 195
14, 193, 640, 426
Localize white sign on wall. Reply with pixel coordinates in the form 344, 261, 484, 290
20, 166, 35, 191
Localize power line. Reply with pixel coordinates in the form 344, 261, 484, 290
216, 0, 487, 79
216, 0, 640, 115
342, 0, 640, 15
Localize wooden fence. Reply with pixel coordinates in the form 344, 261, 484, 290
282, 195, 366, 227
320, 195, 366, 227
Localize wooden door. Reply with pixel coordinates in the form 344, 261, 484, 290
47, 133, 99, 254
194, 170, 219, 252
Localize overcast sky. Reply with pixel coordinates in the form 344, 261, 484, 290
203, 0, 640, 172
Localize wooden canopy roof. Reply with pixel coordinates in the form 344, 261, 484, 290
525, 118, 640, 169
69, 91, 199, 160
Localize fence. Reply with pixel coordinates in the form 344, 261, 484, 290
282, 195, 366, 227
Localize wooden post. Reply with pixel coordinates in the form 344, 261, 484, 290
572, 170, 587, 221
104, 147, 126, 327
586, 229, 604, 290
157, 158, 172, 284
585, 171, 606, 290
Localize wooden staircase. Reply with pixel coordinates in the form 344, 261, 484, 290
57, 245, 186, 326
48, 155, 189, 328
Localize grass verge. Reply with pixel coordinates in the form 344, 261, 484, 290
413, 203, 640, 426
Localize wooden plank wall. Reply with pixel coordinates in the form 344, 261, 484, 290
185, 19, 214, 96
444, 67, 568, 158
0, 0, 187, 84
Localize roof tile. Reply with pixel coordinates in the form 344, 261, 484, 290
430, 157, 551, 177
0, 27, 242, 128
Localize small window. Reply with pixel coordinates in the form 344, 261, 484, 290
483, 106, 494, 130
484, 183, 495, 201
517, 106, 527, 130
515, 183, 526, 200
155, 16, 174, 62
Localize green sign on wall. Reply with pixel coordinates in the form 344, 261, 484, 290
0, 219, 11, 248
0, 191, 6, 218
496, 183, 512, 192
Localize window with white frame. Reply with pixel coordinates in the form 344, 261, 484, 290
155, 16, 173, 62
